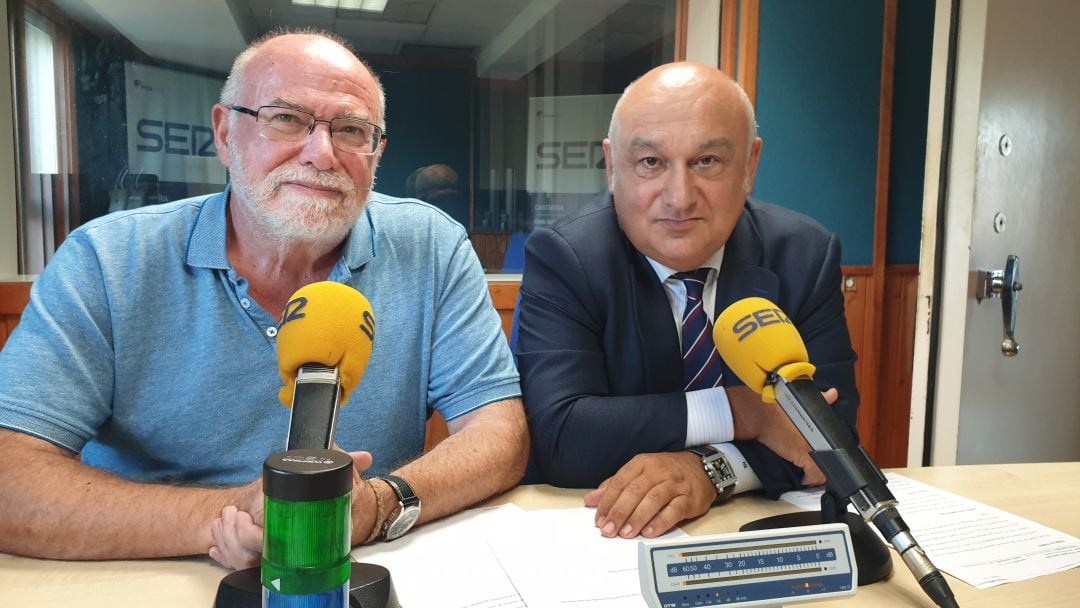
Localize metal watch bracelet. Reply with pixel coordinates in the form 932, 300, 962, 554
687, 445, 737, 503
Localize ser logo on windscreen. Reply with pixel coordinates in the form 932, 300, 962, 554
731, 308, 792, 342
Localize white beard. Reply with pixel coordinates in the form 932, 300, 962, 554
227, 135, 374, 246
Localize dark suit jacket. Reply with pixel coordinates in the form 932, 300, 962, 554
515, 193, 859, 498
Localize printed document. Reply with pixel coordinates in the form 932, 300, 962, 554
352, 503, 527, 608
353, 504, 684, 607
485, 507, 686, 607
779, 472, 1080, 589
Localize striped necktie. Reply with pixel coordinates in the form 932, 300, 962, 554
675, 269, 723, 391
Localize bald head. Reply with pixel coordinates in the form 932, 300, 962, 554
608, 62, 756, 149
220, 31, 386, 129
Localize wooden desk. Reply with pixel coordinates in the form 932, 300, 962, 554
1, 463, 1077, 607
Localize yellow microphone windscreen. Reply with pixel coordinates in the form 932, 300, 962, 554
713, 297, 815, 400
276, 281, 375, 408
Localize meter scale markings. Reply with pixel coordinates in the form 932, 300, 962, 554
668, 539, 838, 585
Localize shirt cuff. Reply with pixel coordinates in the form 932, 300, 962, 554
713, 442, 763, 494
685, 386, 734, 447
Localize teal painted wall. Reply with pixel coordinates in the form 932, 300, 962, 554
753, 0, 885, 266
753, 0, 934, 266
887, 1, 935, 265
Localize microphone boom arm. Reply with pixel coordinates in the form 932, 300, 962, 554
770, 373, 959, 608
771, 373, 896, 519
285, 364, 342, 451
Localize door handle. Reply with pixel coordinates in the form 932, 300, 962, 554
976, 254, 1023, 356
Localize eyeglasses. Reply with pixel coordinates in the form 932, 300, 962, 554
228, 104, 385, 155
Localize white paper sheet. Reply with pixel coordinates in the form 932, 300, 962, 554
780, 472, 1080, 589
351, 503, 527, 608
485, 507, 686, 607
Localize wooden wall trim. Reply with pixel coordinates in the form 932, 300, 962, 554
488, 281, 520, 308
735, 0, 759, 105
0, 282, 31, 315
842, 265, 874, 276
675, 0, 690, 61
488, 281, 521, 341
875, 266, 918, 467
859, 0, 898, 454
0, 282, 32, 351
887, 264, 919, 276
10, 0, 30, 272
720, 0, 738, 75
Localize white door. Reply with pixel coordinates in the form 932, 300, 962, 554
919, 0, 1080, 465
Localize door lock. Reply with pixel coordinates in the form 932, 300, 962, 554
976, 254, 1023, 356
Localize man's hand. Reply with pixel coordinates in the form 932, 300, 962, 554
209, 450, 374, 570
348, 451, 380, 546
583, 451, 716, 540
729, 386, 838, 487
209, 504, 262, 570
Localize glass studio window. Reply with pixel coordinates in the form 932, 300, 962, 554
10, 0, 675, 274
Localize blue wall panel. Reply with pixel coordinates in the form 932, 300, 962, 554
753, 0, 885, 266
887, 1, 935, 265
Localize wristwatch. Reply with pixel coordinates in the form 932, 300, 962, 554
687, 445, 738, 503
378, 474, 422, 541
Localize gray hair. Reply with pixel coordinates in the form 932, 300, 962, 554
219, 28, 387, 130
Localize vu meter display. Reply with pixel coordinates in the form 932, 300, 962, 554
638, 524, 857, 607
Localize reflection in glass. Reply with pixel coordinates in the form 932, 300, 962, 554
14, 0, 675, 273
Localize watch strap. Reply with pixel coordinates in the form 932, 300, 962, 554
380, 474, 418, 507
377, 474, 421, 541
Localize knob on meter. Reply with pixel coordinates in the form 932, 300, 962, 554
638, 523, 857, 608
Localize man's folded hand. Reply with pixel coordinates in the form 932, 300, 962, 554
729, 385, 837, 487
584, 451, 716, 540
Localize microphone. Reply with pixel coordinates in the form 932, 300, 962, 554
714, 297, 959, 608
276, 281, 376, 451
214, 282, 399, 608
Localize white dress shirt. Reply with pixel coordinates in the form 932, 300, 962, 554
645, 250, 763, 494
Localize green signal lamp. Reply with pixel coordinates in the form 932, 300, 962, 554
213, 449, 399, 608
262, 449, 353, 606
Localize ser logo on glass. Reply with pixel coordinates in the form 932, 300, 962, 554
136, 119, 217, 157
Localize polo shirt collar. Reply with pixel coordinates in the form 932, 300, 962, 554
341, 203, 376, 270
185, 189, 231, 270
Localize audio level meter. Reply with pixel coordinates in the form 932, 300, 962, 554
639, 523, 857, 607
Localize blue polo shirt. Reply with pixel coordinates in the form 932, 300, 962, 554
0, 190, 520, 484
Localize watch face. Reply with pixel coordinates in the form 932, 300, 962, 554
385, 506, 421, 540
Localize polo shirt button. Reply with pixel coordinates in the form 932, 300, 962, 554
240, 298, 251, 309
266, 327, 278, 338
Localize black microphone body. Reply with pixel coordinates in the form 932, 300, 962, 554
285, 363, 342, 451
772, 374, 959, 608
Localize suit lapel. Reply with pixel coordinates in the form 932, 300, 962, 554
713, 203, 780, 384
713, 201, 780, 310
627, 244, 685, 393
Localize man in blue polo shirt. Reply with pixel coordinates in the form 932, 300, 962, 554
0, 31, 527, 568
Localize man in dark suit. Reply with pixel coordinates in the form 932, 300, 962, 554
515, 62, 857, 540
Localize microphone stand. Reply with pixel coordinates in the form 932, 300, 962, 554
215, 559, 398, 608
214, 371, 401, 608
740, 474, 894, 586
740, 372, 958, 607
214, 449, 401, 608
